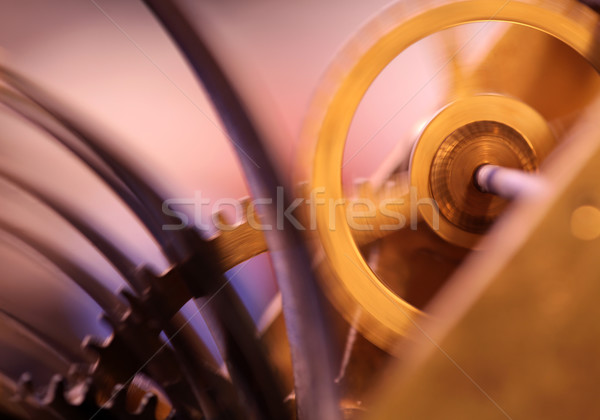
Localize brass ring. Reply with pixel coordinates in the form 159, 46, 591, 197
410, 95, 556, 249
301, 0, 600, 352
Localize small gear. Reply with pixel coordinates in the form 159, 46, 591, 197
14, 373, 162, 420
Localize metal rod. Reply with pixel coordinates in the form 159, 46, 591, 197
475, 164, 548, 199
140, 2, 341, 419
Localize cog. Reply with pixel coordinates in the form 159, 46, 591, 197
297, 0, 600, 352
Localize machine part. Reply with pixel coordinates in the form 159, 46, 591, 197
474, 164, 548, 199
411, 95, 555, 248
367, 92, 600, 420
371, 223, 469, 310
14, 374, 162, 420
430, 120, 535, 234
210, 198, 268, 272
140, 2, 342, 419
1, 1, 600, 419
0, 222, 129, 322
0, 65, 288, 419
0, 84, 180, 262
300, 0, 600, 353
0, 169, 231, 420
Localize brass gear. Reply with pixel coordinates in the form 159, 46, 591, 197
410, 94, 556, 248
299, 0, 600, 352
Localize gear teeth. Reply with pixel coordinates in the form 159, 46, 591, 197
117, 289, 160, 330
12, 373, 55, 420
135, 393, 158, 420
119, 289, 141, 312
83, 333, 138, 385
78, 301, 183, 418
82, 334, 107, 354
82, 332, 140, 409
16, 372, 34, 399
70, 376, 99, 407
98, 312, 115, 330
44, 375, 67, 405
102, 291, 149, 332
212, 198, 262, 232
106, 384, 129, 415
68, 363, 92, 381
16, 373, 166, 420
43, 374, 94, 412
41, 375, 80, 417
107, 383, 170, 420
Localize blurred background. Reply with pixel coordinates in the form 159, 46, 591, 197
2, 0, 591, 396
0, 0, 411, 385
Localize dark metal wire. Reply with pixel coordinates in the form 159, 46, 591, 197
140, 2, 341, 419
0, 170, 235, 420
0, 67, 287, 418
0, 83, 184, 263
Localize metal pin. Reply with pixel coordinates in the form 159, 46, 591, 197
474, 164, 548, 199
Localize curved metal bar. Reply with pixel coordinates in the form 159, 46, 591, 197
0, 169, 138, 284
139, 2, 341, 419
0, 222, 128, 321
0, 85, 247, 419
0, 69, 177, 239
0, 56, 290, 420
0, 172, 235, 419
0, 87, 181, 263
0, 307, 80, 370
0, 225, 220, 420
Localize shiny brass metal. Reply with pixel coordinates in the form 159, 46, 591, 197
411, 95, 555, 248
299, 0, 600, 353
432, 121, 533, 232
209, 182, 415, 275
367, 96, 600, 420
4, 2, 600, 419
210, 199, 269, 272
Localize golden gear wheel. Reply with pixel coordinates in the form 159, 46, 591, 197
299, 0, 600, 353
411, 95, 556, 248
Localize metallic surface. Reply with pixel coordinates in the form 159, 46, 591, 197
430, 122, 536, 233
1, 63, 285, 420
412, 95, 555, 248
139, 2, 341, 419
302, 0, 600, 352
475, 164, 548, 198
2, 1, 600, 419
367, 94, 600, 420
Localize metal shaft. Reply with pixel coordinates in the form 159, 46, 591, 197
475, 164, 547, 199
